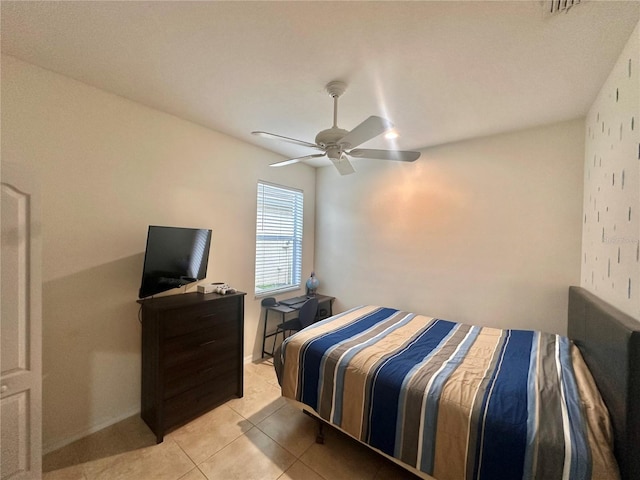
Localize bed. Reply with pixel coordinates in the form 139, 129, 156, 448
274, 286, 640, 480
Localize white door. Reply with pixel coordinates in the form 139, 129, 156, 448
1, 163, 42, 479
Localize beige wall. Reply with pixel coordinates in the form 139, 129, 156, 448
315, 119, 585, 335
1, 54, 316, 452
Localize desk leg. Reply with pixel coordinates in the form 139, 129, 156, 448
271, 312, 285, 357
261, 309, 269, 358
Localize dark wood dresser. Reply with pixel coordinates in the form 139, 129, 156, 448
138, 291, 245, 442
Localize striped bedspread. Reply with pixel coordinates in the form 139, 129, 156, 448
278, 306, 620, 480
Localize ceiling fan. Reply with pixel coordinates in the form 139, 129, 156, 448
252, 81, 421, 175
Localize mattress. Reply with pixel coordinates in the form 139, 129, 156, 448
276, 305, 620, 480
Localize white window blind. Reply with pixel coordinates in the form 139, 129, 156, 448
255, 182, 303, 296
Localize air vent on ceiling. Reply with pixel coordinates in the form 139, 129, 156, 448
543, 0, 582, 16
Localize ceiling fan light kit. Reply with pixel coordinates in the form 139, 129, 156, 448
251, 80, 421, 175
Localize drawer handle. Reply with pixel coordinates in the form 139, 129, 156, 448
199, 339, 217, 347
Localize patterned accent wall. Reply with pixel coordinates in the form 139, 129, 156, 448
582, 21, 640, 319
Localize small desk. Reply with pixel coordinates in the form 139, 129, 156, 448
261, 294, 335, 358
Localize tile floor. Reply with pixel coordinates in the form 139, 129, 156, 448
43, 359, 420, 480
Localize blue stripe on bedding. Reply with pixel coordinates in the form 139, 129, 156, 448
300, 307, 399, 409
393, 320, 452, 457
419, 325, 481, 473
475, 329, 533, 480
368, 319, 457, 455
392, 322, 463, 460
283, 305, 366, 363
331, 312, 418, 425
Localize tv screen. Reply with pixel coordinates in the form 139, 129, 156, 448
138, 225, 212, 299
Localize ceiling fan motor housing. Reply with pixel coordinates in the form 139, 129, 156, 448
325, 145, 342, 160
315, 128, 350, 149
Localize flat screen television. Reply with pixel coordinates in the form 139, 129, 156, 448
138, 225, 212, 299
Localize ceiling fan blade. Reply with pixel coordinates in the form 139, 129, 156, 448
348, 148, 421, 162
270, 153, 326, 167
252, 131, 322, 150
330, 153, 355, 176
338, 116, 394, 149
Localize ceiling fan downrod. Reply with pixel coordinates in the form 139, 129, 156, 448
314, 81, 350, 148
326, 80, 347, 129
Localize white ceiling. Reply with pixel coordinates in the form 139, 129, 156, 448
2, 1, 639, 167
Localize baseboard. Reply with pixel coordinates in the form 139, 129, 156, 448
46, 358, 260, 454
43, 406, 141, 455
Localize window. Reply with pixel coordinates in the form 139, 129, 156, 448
255, 182, 303, 296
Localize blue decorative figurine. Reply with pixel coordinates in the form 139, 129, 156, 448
306, 271, 319, 296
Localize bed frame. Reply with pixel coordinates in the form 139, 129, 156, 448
568, 286, 640, 480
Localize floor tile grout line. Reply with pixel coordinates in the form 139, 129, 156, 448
295, 455, 331, 480
171, 436, 199, 474
252, 418, 312, 461
193, 464, 209, 480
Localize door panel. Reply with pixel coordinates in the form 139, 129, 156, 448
1, 163, 42, 479
1, 392, 29, 478
1, 184, 29, 375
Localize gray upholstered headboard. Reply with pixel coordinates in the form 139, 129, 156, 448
568, 286, 640, 480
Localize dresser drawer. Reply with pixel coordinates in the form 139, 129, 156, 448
163, 371, 239, 428
163, 297, 238, 338
162, 319, 239, 368
163, 347, 239, 399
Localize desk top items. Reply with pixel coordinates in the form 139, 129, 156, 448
306, 271, 319, 296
